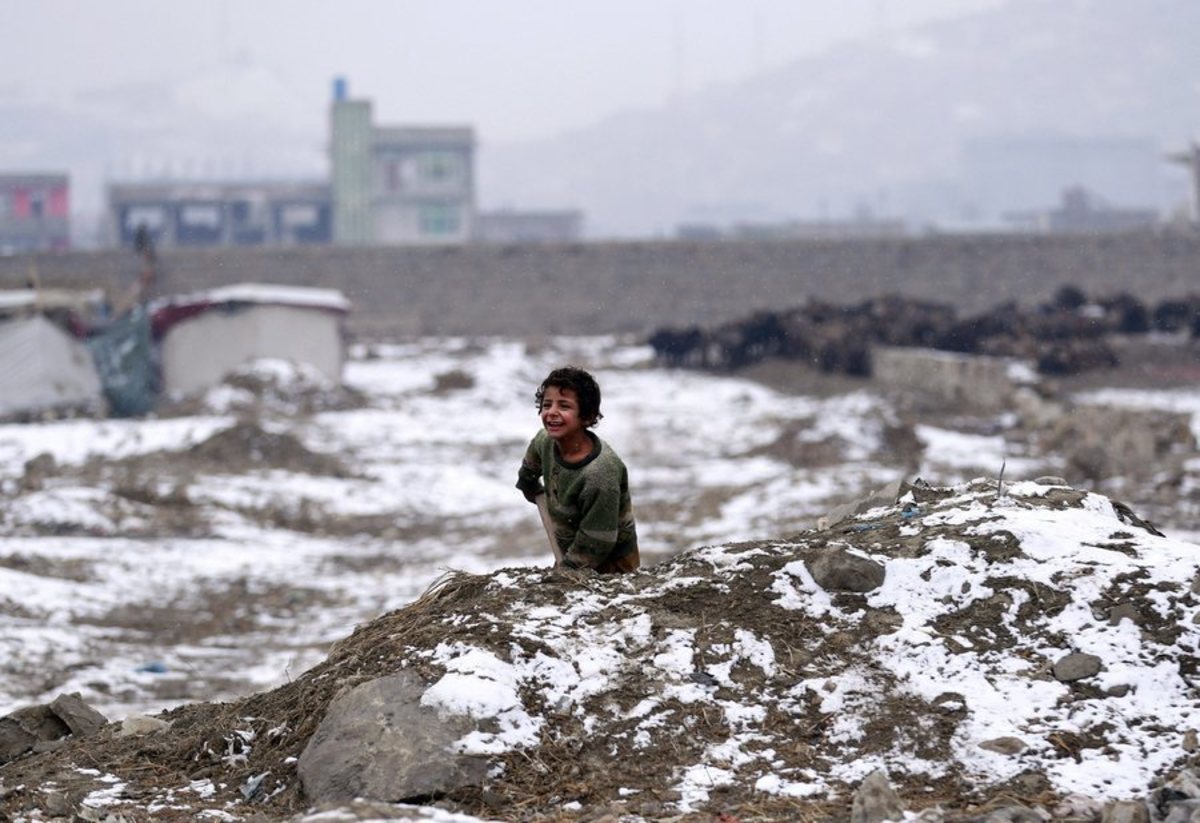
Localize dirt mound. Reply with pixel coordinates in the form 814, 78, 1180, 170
186, 420, 353, 477
2, 479, 1198, 822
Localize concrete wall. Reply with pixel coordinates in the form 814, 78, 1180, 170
3, 231, 1198, 339
871, 347, 1025, 411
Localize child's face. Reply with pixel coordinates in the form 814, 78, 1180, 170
540, 386, 587, 444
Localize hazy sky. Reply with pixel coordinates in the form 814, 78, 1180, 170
6, 0, 1003, 144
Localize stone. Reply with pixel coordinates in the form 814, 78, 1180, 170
1052, 652, 1103, 682
1108, 602, 1140, 626
819, 478, 911, 530
806, 546, 886, 593
1162, 800, 1200, 823
20, 452, 57, 492
974, 808, 1048, 823
0, 705, 70, 765
850, 769, 904, 823
1106, 684, 1132, 698
48, 692, 108, 738
1184, 730, 1198, 753
1101, 800, 1150, 823
119, 714, 171, 737
1033, 476, 1068, 486
298, 672, 488, 805
979, 736, 1027, 755
1054, 794, 1104, 819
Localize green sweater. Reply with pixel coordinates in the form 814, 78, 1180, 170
516, 429, 638, 569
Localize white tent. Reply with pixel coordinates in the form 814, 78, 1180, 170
156, 283, 351, 396
0, 314, 104, 417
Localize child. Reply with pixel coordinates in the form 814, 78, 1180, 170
516, 367, 640, 574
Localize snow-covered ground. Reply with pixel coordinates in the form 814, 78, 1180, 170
1, 335, 1197, 730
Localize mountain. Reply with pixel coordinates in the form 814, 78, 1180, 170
481, 0, 1200, 236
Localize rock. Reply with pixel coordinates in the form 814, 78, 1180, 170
1162, 801, 1200, 823
1052, 652, 1103, 682
1054, 794, 1104, 819
1108, 603, 1140, 626
1106, 684, 1132, 698
48, 692, 108, 738
1033, 476, 1069, 486
20, 452, 57, 492
850, 769, 904, 823
973, 807, 1048, 823
806, 546, 886, 593
1166, 769, 1200, 799
1101, 800, 1149, 823
819, 478, 911, 530
298, 672, 488, 804
119, 714, 171, 737
1184, 730, 1198, 753
0, 705, 71, 765
979, 737, 1027, 755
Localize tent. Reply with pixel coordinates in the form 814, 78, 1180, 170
0, 313, 104, 417
153, 283, 352, 396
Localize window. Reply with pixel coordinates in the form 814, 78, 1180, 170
419, 205, 461, 236
417, 152, 459, 183
123, 205, 166, 230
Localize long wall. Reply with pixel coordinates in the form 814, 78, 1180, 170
2, 231, 1197, 338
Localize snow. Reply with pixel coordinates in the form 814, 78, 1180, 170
1, 335, 1199, 821
164, 283, 352, 313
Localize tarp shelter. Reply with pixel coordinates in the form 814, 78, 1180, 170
0, 290, 106, 417
152, 283, 352, 396
87, 306, 158, 418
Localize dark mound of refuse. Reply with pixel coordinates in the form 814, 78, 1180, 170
648, 288, 1200, 377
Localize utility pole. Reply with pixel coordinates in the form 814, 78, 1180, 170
1167, 141, 1200, 224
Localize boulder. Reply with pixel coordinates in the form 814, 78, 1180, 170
298, 672, 488, 804
0, 705, 70, 765
806, 546, 886, 593
48, 693, 107, 738
0, 693, 108, 765
1101, 800, 1150, 823
851, 769, 904, 823
1052, 652, 1103, 682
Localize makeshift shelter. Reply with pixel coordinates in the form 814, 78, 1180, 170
0, 290, 106, 418
153, 283, 352, 396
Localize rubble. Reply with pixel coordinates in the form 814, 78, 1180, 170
2, 478, 1198, 821
647, 289, 1200, 377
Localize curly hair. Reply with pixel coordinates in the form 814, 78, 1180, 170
535, 366, 603, 427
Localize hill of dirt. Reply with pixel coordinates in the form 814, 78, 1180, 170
1, 478, 1198, 822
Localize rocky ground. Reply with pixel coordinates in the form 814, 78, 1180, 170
1, 336, 1199, 822
1, 478, 1198, 822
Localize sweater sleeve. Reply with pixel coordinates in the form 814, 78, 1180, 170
562, 474, 620, 569
515, 433, 545, 503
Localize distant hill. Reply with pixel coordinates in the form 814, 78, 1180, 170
481, 0, 1200, 236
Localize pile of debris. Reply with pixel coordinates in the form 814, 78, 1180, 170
647, 288, 1200, 376
1, 478, 1197, 822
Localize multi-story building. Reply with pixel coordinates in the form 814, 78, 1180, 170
0, 173, 70, 253
107, 181, 332, 250
105, 81, 478, 251
330, 81, 476, 246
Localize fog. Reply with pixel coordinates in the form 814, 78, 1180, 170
2, 0, 1196, 239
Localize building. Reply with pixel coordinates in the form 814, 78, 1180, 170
0, 173, 70, 253
960, 135, 1161, 222
107, 181, 332, 250
330, 80, 475, 246
1006, 186, 1158, 234
474, 209, 584, 243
